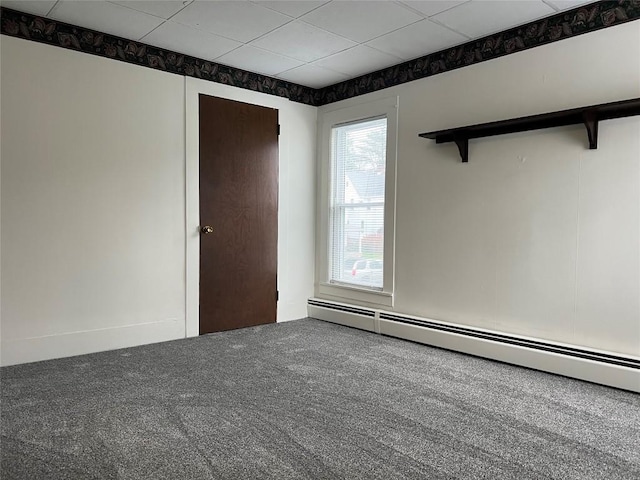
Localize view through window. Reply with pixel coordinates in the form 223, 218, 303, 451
330, 117, 387, 289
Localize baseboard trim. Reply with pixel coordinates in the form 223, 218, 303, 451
308, 298, 640, 392
1, 319, 185, 366
307, 298, 376, 332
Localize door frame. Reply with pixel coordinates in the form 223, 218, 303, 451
185, 79, 285, 337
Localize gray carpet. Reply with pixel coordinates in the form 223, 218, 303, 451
1, 318, 639, 480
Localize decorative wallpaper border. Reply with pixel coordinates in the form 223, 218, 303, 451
0, 7, 317, 105
2, 1, 639, 107
315, 0, 640, 105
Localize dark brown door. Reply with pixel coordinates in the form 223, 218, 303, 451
199, 94, 278, 334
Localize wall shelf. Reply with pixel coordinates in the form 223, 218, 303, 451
419, 98, 640, 163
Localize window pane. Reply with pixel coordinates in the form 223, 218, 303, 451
330, 117, 387, 289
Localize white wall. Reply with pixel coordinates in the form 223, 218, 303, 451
1, 36, 186, 365
0, 35, 316, 365
316, 22, 640, 357
2, 20, 637, 365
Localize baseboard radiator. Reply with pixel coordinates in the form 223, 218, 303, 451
307, 298, 640, 392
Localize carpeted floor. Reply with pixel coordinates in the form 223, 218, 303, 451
1, 318, 639, 480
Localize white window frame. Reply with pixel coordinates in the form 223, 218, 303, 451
316, 97, 398, 307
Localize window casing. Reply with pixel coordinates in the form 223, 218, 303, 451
317, 97, 398, 307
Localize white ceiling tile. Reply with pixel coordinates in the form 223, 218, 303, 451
110, 1, 190, 20
49, 0, 164, 40
313, 45, 402, 77
544, 0, 595, 11
216, 45, 303, 76
171, 0, 291, 43
367, 19, 467, 60
432, 0, 555, 39
253, 0, 328, 18
251, 20, 355, 62
3, 0, 588, 86
277, 64, 349, 88
141, 21, 241, 61
400, 1, 470, 17
301, 1, 423, 43
0, 0, 56, 16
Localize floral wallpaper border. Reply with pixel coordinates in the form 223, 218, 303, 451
316, 0, 640, 105
0, 7, 317, 105
2, 1, 639, 107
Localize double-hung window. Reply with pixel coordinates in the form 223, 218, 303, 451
318, 97, 397, 306
330, 117, 387, 289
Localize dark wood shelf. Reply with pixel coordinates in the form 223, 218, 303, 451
419, 98, 640, 163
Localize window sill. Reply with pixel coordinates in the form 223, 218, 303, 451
318, 282, 394, 307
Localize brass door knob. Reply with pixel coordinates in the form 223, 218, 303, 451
200, 226, 214, 234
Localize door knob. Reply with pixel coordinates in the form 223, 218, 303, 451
200, 225, 214, 234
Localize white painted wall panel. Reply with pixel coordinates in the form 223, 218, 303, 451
316, 22, 640, 357
1, 36, 186, 364
1, 35, 317, 365
574, 118, 640, 354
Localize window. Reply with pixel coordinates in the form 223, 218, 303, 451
330, 117, 387, 289
317, 97, 398, 307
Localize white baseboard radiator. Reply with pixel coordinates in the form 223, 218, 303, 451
307, 298, 640, 393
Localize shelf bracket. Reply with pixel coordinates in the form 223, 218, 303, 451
582, 110, 599, 149
453, 135, 469, 163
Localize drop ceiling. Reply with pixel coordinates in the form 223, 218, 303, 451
1, 0, 596, 88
